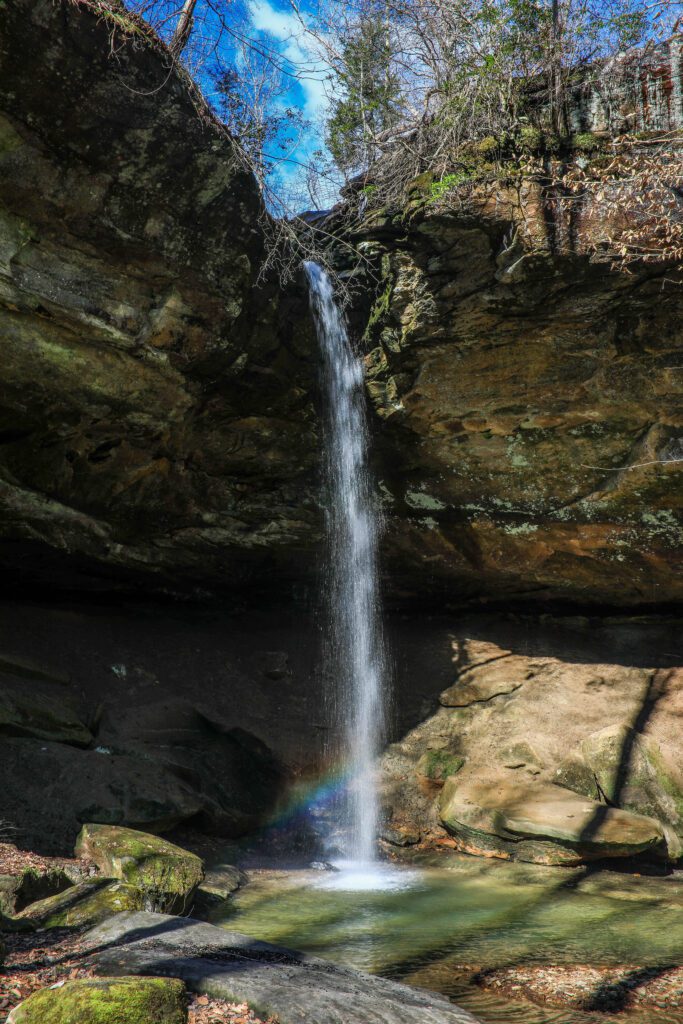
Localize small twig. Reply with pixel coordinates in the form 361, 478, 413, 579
579, 458, 683, 471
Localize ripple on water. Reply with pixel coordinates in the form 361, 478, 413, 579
212, 857, 683, 1024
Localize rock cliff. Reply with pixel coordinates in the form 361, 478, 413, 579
0, 0, 319, 596
343, 191, 683, 608
0, 0, 680, 612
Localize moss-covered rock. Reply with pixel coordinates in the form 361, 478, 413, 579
75, 825, 203, 912
7, 976, 187, 1024
555, 724, 683, 859
0, 911, 35, 933
0, 866, 74, 916
18, 879, 144, 928
417, 749, 465, 784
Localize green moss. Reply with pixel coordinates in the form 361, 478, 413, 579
18, 880, 143, 928
517, 125, 543, 153
428, 171, 471, 201
475, 135, 499, 158
365, 281, 393, 338
75, 824, 203, 912
417, 749, 465, 783
406, 171, 434, 196
8, 976, 187, 1024
572, 132, 600, 152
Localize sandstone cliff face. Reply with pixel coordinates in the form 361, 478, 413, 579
0, 0, 319, 594
380, 615, 683, 865
346, 194, 683, 607
0, 0, 681, 610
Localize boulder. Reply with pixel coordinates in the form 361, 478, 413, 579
555, 724, 683, 858
0, 688, 91, 746
440, 656, 545, 706
439, 775, 666, 865
193, 863, 247, 916
7, 976, 187, 1024
380, 633, 683, 863
0, 911, 34, 934
380, 821, 421, 847
82, 911, 482, 1024
0, 739, 203, 855
0, 866, 73, 916
94, 699, 285, 836
75, 825, 203, 913
18, 880, 144, 928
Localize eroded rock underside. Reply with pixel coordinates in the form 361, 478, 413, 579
0, 0, 680, 610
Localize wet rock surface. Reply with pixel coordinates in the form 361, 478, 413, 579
83, 911, 483, 1024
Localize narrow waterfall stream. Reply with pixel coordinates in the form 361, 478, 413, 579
304, 261, 387, 875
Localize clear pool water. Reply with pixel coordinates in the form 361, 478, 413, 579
211, 853, 683, 1024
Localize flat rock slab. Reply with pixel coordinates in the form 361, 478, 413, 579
83, 912, 481, 1024
439, 774, 665, 865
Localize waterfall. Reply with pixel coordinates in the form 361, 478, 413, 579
305, 260, 387, 868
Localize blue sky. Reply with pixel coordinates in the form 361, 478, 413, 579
247, 0, 336, 206
128, 0, 337, 206
191, 0, 337, 208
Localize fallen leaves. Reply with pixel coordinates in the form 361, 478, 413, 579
0, 927, 278, 1024
0, 928, 96, 1021
187, 995, 278, 1024
476, 963, 683, 1011
0, 842, 90, 879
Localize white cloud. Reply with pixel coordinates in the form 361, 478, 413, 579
248, 0, 329, 120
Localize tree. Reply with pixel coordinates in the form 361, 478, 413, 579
325, 11, 403, 174
169, 0, 199, 56
214, 53, 309, 190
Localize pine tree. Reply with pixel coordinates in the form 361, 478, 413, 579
325, 12, 403, 175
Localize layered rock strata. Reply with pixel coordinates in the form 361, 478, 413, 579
0, 0, 319, 596
381, 620, 683, 863
344, 191, 683, 606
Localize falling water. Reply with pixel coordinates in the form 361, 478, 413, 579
305, 260, 387, 870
